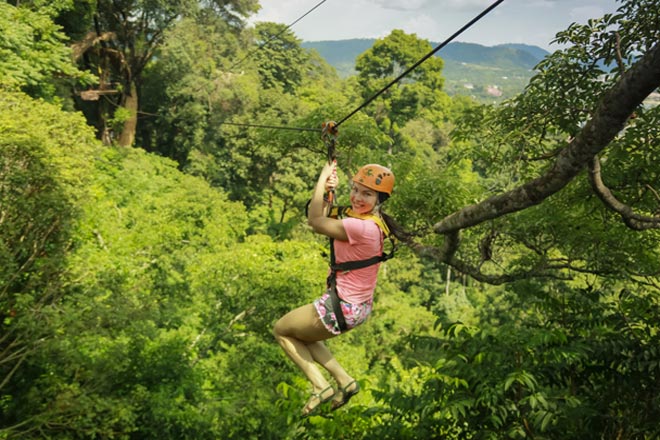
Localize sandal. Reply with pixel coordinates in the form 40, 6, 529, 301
302, 385, 335, 417
331, 379, 360, 411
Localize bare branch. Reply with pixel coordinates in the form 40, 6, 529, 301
0, 346, 30, 391
589, 156, 660, 230
614, 32, 626, 75
70, 31, 117, 61
646, 184, 660, 205
404, 233, 584, 284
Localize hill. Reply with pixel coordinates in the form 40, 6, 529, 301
302, 39, 550, 102
438, 42, 541, 69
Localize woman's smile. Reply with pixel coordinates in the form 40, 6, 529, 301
350, 182, 378, 214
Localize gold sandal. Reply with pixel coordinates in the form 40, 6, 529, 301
302, 385, 335, 417
331, 380, 360, 411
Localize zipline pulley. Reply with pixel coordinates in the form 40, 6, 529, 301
321, 120, 338, 163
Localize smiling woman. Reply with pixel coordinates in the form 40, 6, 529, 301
272, 160, 405, 417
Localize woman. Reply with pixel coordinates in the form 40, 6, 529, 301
273, 160, 401, 417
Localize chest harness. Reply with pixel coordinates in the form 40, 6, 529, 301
326, 206, 396, 332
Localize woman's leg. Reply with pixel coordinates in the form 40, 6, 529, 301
306, 341, 358, 407
273, 303, 336, 411
306, 341, 354, 388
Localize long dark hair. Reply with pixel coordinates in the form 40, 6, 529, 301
378, 192, 409, 242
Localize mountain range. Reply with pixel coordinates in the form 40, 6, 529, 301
301, 39, 550, 102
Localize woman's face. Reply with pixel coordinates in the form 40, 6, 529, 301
350, 182, 378, 215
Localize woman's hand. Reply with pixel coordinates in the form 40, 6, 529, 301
308, 160, 348, 241
323, 160, 338, 192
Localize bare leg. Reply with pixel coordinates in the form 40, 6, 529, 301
307, 341, 354, 387
274, 303, 360, 410
273, 304, 336, 412
307, 341, 359, 407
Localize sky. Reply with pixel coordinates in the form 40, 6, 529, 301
248, 0, 621, 51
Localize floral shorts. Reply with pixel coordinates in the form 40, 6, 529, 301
313, 290, 373, 335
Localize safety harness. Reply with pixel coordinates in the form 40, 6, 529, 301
316, 120, 396, 332
326, 206, 396, 332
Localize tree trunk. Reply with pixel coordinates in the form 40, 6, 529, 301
118, 81, 138, 147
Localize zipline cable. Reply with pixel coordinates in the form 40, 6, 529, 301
229, 0, 330, 71
334, 0, 505, 128
136, 108, 318, 132
213, 121, 319, 132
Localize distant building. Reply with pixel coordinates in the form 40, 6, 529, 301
486, 85, 503, 97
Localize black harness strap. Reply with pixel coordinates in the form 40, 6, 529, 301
327, 237, 348, 332
326, 231, 395, 333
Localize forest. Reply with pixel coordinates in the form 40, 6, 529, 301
1, 0, 659, 439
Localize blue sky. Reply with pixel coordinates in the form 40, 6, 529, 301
249, 0, 621, 50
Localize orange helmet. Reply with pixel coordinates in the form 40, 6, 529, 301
352, 164, 395, 195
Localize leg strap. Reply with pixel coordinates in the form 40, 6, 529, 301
327, 274, 348, 333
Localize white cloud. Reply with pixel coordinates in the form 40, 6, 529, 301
250, 0, 308, 23
570, 5, 608, 22
370, 0, 498, 12
371, 0, 430, 11
522, 0, 556, 8
397, 14, 438, 38
441, 0, 500, 10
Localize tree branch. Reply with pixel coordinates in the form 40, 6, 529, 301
70, 31, 117, 61
0, 345, 31, 391
433, 41, 660, 234
405, 230, 460, 262
404, 233, 581, 285
588, 156, 660, 230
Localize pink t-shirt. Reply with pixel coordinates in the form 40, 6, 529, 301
333, 217, 384, 304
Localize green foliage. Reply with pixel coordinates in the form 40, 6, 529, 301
108, 106, 132, 133
0, 3, 95, 99
0, 91, 98, 416
52, 0, 96, 40
2, 1, 659, 439
363, 278, 659, 439
599, 104, 660, 216
2, 97, 337, 437
139, 15, 258, 163
252, 22, 309, 93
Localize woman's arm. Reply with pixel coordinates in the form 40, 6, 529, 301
308, 161, 348, 241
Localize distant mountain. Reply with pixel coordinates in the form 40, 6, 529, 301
302, 39, 550, 101
436, 42, 545, 69
302, 39, 375, 67
301, 39, 549, 74
494, 44, 550, 62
